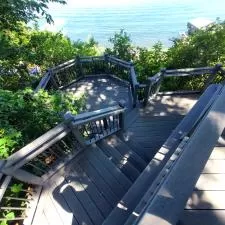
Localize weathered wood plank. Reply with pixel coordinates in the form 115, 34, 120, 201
195, 174, 225, 191
69, 163, 113, 218
209, 147, 225, 159
106, 135, 147, 172
203, 159, 225, 173
83, 146, 125, 199
53, 174, 93, 225
78, 156, 119, 206
180, 210, 225, 225
186, 190, 225, 210
90, 144, 132, 190
97, 139, 140, 182
65, 174, 105, 225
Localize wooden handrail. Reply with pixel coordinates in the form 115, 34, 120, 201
135, 83, 225, 225
143, 64, 223, 106
5, 123, 70, 168
35, 55, 140, 107
65, 104, 126, 145
1, 104, 126, 185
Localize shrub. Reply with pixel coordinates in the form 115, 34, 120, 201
0, 88, 85, 158
105, 29, 136, 61
167, 21, 225, 68
135, 42, 167, 82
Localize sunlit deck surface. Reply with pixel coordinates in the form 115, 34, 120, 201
180, 138, 225, 225
33, 92, 225, 225
65, 76, 133, 111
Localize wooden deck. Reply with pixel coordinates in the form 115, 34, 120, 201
65, 76, 133, 111
180, 144, 225, 225
31, 93, 200, 225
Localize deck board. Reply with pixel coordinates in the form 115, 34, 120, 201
180, 146, 225, 225
77, 156, 119, 206
66, 76, 133, 111
32, 93, 200, 225
69, 163, 113, 218
97, 139, 140, 182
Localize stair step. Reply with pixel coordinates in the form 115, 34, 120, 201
118, 134, 150, 163
87, 145, 132, 192
105, 135, 147, 172
97, 140, 140, 182
78, 154, 119, 207
82, 146, 126, 199
68, 163, 113, 219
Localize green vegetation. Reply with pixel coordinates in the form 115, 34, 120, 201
0, 88, 85, 159
0, 0, 66, 31
106, 22, 225, 89
1, 1, 225, 223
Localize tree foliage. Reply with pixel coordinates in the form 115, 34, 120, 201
105, 29, 135, 61
167, 21, 225, 68
0, 0, 66, 31
0, 88, 85, 158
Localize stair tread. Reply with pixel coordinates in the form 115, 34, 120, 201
106, 135, 147, 172
87, 145, 132, 192
97, 140, 140, 182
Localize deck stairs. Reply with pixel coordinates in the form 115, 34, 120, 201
1, 56, 225, 225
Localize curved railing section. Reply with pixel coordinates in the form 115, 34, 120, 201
1, 104, 126, 186
143, 64, 223, 106
35, 55, 140, 107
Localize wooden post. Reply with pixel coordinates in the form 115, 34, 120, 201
203, 64, 222, 90
76, 55, 83, 78
104, 54, 111, 74
118, 101, 126, 130
143, 78, 152, 107
49, 71, 58, 90
154, 68, 166, 96
64, 112, 87, 147
130, 65, 139, 108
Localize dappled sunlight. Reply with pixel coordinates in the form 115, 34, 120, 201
66, 76, 132, 112
142, 94, 199, 117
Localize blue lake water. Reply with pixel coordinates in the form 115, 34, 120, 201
43, 0, 225, 47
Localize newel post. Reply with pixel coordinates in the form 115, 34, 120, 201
203, 64, 222, 90
118, 100, 126, 130
104, 53, 110, 74
155, 68, 166, 96
64, 112, 86, 147
76, 55, 83, 78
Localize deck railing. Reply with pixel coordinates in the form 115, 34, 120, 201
1, 104, 126, 186
35, 55, 140, 107
135, 83, 225, 225
0, 174, 41, 225
143, 64, 223, 106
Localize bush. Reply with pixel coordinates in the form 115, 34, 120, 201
105, 29, 136, 61
0, 88, 85, 158
0, 25, 99, 91
135, 42, 167, 82
167, 21, 225, 68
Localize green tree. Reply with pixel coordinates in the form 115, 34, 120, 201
167, 21, 225, 68
0, 0, 66, 31
105, 29, 135, 61
0, 88, 85, 158
135, 42, 167, 82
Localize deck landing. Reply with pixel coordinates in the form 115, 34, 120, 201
31, 94, 199, 225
